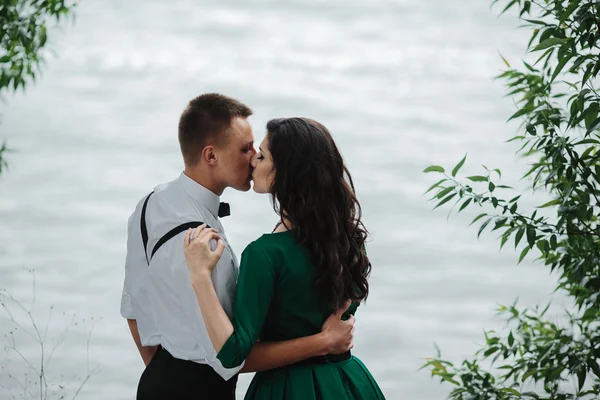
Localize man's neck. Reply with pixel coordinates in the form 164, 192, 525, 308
183, 167, 224, 197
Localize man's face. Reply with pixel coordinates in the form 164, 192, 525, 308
216, 116, 256, 192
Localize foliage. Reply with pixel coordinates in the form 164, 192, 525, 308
0, 0, 76, 175
422, 0, 600, 398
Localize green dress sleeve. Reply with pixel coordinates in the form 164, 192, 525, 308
216, 241, 276, 368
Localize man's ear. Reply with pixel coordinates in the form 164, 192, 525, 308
200, 146, 218, 165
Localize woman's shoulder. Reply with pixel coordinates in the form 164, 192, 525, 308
241, 231, 296, 263
251, 230, 295, 247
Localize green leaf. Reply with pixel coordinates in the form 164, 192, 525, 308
500, 233, 510, 249
508, 107, 533, 121
483, 346, 499, 357
508, 331, 514, 346
526, 226, 536, 248
509, 195, 521, 203
499, 0, 518, 15
589, 359, 600, 378
435, 186, 454, 200
458, 198, 472, 213
424, 165, 445, 173
503, 388, 521, 396
550, 234, 557, 250
574, 139, 599, 146
470, 213, 488, 226
451, 154, 467, 177
467, 175, 488, 182
536, 239, 549, 254
478, 218, 492, 238
550, 52, 572, 83
40, 26, 47, 47
534, 47, 554, 66
518, 246, 530, 264
488, 182, 495, 192
506, 135, 526, 142
559, 0, 579, 24
586, 117, 600, 135
433, 193, 457, 210
584, 103, 599, 130
537, 199, 561, 208
577, 368, 586, 391
527, 31, 541, 53
499, 52, 510, 68
532, 38, 568, 52
523, 19, 548, 26
493, 218, 508, 231
425, 179, 447, 194
515, 227, 525, 248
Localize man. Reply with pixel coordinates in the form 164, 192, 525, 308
120, 93, 355, 399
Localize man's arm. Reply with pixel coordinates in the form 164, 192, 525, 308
122, 201, 158, 366
127, 319, 158, 366
241, 303, 355, 373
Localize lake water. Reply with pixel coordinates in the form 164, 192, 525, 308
0, 1, 561, 398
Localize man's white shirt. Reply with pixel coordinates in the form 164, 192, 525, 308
120, 172, 243, 380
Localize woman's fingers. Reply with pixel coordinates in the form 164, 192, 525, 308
189, 227, 223, 247
202, 232, 223, 246
184, 225, 224, 256
188, 225, 218, 243
184, 229, 192, 247
334, 299, 352, 318
214, 239, 226, 258
197, 227, 218, 241
190, 224, 207, 241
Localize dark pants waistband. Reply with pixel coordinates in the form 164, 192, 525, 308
137, 346, 237, 400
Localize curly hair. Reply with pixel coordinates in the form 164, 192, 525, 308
266, 117, 371, 310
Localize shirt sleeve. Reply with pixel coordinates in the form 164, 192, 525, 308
120, 205, 145, 319
216, 242, 276, 369
209, 239, 236, 319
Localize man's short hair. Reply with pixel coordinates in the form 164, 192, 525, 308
178, 93, 253, 166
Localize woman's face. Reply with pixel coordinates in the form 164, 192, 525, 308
250, 136, 275, 194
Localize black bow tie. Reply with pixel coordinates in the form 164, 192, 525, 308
218, 202, 230, 218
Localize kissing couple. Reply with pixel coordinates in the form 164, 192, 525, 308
120, 93, 386, 400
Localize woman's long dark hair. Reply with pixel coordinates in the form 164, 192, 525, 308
266, 117, 371, 310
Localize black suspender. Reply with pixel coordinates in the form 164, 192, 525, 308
149, 221, 207, 260
140, 192, 153, 264
140, 191, 209, 265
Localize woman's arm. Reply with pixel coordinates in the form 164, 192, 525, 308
241, 306, 355, 373
185, 227, 275, 368
191, 265, 356, 371
189, 270, 234, 352
185, 227, 355, 371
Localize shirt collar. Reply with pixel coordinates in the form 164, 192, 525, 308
175, 172, 220, 218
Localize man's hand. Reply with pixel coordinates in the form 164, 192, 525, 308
320, 300, 355, 355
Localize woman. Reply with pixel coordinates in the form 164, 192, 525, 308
184, 117, 385, 399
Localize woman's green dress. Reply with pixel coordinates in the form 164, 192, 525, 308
216, 231, 385, 400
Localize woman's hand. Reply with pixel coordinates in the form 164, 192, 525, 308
183, 225, 226, 283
